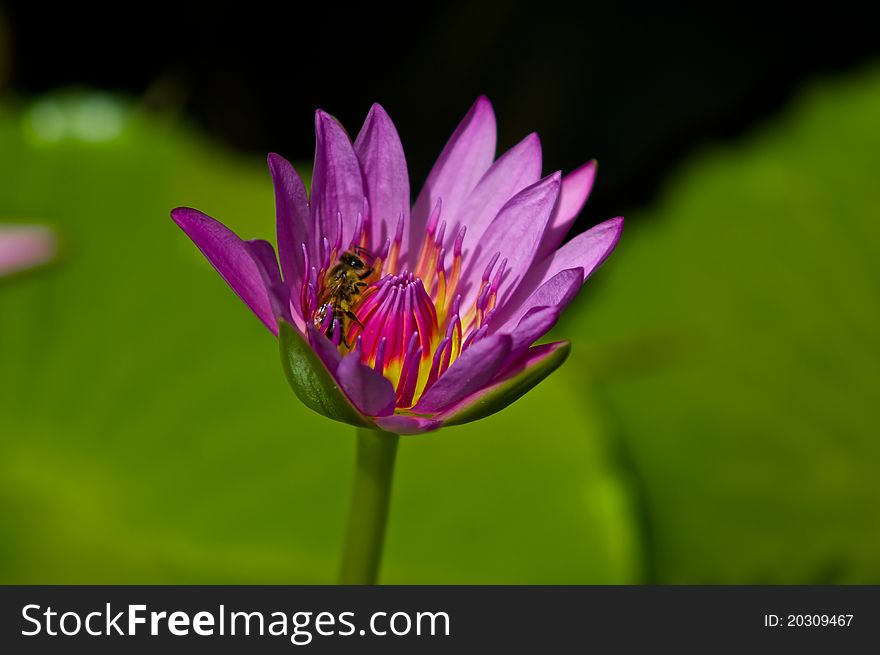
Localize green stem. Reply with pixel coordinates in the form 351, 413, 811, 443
338, 427, 399, 584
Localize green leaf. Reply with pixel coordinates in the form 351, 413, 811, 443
442, 342, 571, 426
278, 321, 370, 427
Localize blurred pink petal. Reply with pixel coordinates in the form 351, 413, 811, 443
0, 225, 57, 277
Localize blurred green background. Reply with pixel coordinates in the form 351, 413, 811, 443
1, 61, 879, 583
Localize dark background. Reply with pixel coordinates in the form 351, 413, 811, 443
4, 1, 878, 230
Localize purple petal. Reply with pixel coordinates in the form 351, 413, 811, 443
461, 172, 561, 311
409, 96, 496, 266
246, 239, 296, 325
412, 334, 512, 414
499, 340, 571, 380
435, 340, 569, 422
0, 225, 56, 276
337, 353, 397, 417
306, 326, 396, 419
312, 111, 365, 253
493, 216, 623, 329
266, 283, 294, 326
245, 239, 282, 286
537, 215, 623, 285
536, 160, 596, 261
308, 324, 343, 370
353, 103, 410, 258
268, 153, 311, 288
455, 132, 543, 258
171, 207, 277, 334
374, 414, 442, 435
494, 267, 583, 334
506, 306, 562, 352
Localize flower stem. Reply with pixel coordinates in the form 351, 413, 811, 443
338, 427, 399, 584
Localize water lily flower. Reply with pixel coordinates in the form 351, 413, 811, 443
171, 97, 623, 436
0, 225, 57, 278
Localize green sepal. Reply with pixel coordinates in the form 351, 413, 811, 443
441, 341, 571, 427
278, 321, 371, 427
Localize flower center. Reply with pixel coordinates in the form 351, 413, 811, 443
304, 201, 507, 409
349, 272, 438, 406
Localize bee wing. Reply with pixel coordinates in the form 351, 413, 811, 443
354, 246, 376, 263
318, 275, 344, 304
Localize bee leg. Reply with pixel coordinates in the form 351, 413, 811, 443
345, 311, 365, 329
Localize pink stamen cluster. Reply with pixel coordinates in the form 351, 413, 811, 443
298, 200, 508, 409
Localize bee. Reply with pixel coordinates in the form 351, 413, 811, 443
314, 247, 377, 346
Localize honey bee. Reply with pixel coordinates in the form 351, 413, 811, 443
314, 247, 377, 346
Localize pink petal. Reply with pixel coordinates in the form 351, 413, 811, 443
493, 216, 623, 328
266, 283, 295, 326
412, 334, 512, 414
503, 340, 570, 374
536, 160, 596, 261
246, 239, 295, 326
312, 111, 365, 253
409, 96, 496, 266
307, 326, 397, 418
268, 153, 311, 288
337, 353, 397, 417
0, 225, 56, 276
455, 132, 543, 259
506, 305, 561, 352
461, 172, 561, 311
245, 239, 282, 286
435, 340, 569, 422
374, 415, 442, 435
247, 234, 302, 327
493, 267, 583, 334
171, 207, 277, 334
308, 324, 343, 367
353, 103, 410, 258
